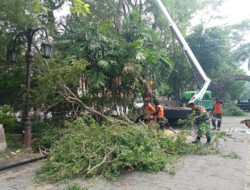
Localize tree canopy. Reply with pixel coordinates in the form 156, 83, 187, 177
0, 0, 249, 120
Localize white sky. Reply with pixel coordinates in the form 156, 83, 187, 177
192, 0, 250, 39
217, 0, 250, 24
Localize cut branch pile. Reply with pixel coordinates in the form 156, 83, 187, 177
36, 115, 214, 183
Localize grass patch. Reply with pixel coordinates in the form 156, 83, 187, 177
65, 183, 88, 190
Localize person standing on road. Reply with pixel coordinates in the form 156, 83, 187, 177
188, 102, 211, 144
153, 99, 165, 130
212, 98, 223, 130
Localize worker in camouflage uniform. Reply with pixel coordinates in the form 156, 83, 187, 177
188, 102, 211, 144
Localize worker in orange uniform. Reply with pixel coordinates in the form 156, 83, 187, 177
153, 99, 165, 130
211, 98, 223, 130
135, 99, 155, 123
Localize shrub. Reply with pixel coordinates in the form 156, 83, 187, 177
32, 121, 65, 151
0, 105, 21, 133
223, 103, 246, 116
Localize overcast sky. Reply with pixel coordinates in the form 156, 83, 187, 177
192, 0, 250, 39
216, 0, 250, 24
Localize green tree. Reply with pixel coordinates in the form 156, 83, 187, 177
187, 22, 250, 101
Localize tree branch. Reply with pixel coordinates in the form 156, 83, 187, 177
62, 85, 109, 120
87, 146, 116, 174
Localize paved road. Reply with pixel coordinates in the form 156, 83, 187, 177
1, 116, 250, 190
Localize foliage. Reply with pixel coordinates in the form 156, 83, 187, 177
197, 122, 210, 136
70, 0, 90, 17
36, 115, 217, 183
177, 116, 195, 128
0, 0, 48, 31
223, 103, 246, 116
187, 23, 249, 101
65, 183, 88, 190
157, 83, 172, 97
0, 0, 249, 159
32, 121, 65, 152
5, 133, 22, 149
240, 83, 250, 100
187, 25, 231, 74
0, 105, 15, 125
2, 0, 246, 121
0, 105, 21, 133
221, 151, 241, 159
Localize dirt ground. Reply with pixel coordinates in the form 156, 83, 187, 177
1, 116, 250, 190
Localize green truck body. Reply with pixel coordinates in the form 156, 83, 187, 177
182, 91, 213, 111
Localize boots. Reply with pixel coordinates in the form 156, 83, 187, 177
205, 137, 211, 145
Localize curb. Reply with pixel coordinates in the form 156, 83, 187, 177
0, 155, 47, 172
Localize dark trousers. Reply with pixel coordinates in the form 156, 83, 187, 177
196, 121, 211, 142
212, 114, 222, 129
157, 117, 164, 130
135, 115, 150, 124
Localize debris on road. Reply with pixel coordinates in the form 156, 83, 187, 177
225, 127, 250, 134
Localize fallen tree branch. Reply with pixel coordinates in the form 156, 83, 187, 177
87, 146, 116, 174
61, 85, 109, 121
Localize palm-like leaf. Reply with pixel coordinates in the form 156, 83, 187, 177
87, 67, 107, 90
97, 59, 119, 76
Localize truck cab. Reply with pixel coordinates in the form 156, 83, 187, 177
181, 91, 213, 111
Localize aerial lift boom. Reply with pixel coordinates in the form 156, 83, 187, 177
155, 0, 211, 103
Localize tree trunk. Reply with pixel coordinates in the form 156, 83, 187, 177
138, 76, 155, 101
115, 0, 123, 34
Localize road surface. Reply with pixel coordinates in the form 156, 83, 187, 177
1, 116, 250, 190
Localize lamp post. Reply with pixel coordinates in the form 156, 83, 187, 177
8, 28, 53, 149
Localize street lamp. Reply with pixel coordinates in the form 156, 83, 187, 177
41, 42, 53, 59
8, 50, 19, 63
8, 28, 53, 149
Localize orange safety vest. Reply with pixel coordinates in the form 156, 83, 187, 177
156, 105, 164, 118
213, 102, 222, 114
145, 104, 155, 114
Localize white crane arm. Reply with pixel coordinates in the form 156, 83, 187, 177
155, 0, 211, 103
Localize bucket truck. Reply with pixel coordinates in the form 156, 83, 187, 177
155, 0, 211, 122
